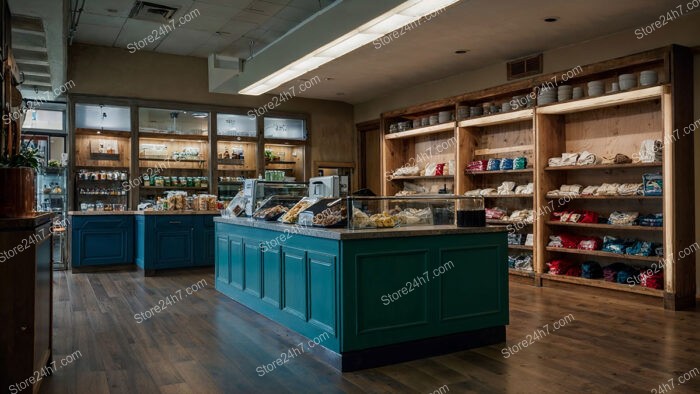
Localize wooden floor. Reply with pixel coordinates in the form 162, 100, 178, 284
41, 268, 700, 394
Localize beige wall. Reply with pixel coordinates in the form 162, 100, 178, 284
68, 44, 356, 173
355, 14, 700, 297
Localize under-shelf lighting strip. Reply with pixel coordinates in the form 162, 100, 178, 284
239, 0, 460, 95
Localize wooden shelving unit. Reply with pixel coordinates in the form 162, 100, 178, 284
379, 45, 695, 309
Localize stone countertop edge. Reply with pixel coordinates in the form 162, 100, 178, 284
214, 217, 508, 240
68, 211, 221, 216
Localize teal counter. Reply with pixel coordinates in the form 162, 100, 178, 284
69, 211, 218, 275
214, 217, 509, 370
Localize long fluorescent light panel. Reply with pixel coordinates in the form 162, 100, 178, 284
238, 0, 460, 95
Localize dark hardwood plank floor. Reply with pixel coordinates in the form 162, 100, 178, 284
40, 268, 700, 394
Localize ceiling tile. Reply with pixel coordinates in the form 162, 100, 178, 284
74, 23, 122, 46
79, 12, 126, 28
196, 0, 253, 8
154, 28, 213, 56
173, 3, 240, 33
247, 0, 285, 15
83, 0, 133, 17
218, 19, 259, 40
114, 19, 167, 51
274, 5, 314, 22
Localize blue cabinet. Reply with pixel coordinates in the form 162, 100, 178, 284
135, 214, 216, 274
71, 215, 134, 267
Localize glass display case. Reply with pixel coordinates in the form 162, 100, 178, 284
347, 196, 485, 229
37, 166, 68, 216
243, 179, 309, 216
73, 103, 132, 210
139, 108, 209, 136
217, 113, 257, 138
137, 107, 210, 205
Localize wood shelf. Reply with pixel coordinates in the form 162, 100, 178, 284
265, 161, 297, 165
384, 122, 456, 140
546, 195, 663, 200
536, 85, 667, 115
546, 221, 663, 232
509, 244, 533, 251
509, 268, 535, 277
483, 195, 533, 199
466, 168, 533, 175
139, 132, 208, 142
487, 219, 532, 225
540, 273, 664, 297
545, 162, 662, 171
139, 186, 208, 191
217, 135, 257, 142
76, 128, 131, 138
474, 145, 534, 156
139, 157, 206, 163
391, 175, 454, 181
545, 247, 662, 262
458, 109, 534, 127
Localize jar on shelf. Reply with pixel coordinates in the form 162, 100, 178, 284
200, 177, 209, 188
96, 201, 104, 211
155, 176, 164, 187
164, 176, 171, 187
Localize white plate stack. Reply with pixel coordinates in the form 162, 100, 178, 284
619, 74, 637, 91
572, 87, 584, 100
557, 85, 573, 102
640, 70, 659, 86
538, 88, 557, 105
457, 106, 469, 120
587, 81, 604, 97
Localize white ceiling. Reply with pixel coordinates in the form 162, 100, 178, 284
74, 0, 335, 58
71, 0, 700, 104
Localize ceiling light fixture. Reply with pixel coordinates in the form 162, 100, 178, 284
238, 0, 460, 95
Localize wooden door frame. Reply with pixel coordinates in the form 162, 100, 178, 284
356, 119, 381, 191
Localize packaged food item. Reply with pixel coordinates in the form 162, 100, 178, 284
643, 173, 663, 196
224, 191, 246, 217
279, 198, 318, 224
253, 205, 289, 221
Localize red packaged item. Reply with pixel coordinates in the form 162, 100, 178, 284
547, 259, 579, 275
559, 233, 583, 249
578, 237, 602, 251
579, 210, 599, 224
551, 211, 565, 222
466, 160, 488, 172
564, 265, 582, 277
640, 270, 664, 289
485, 207, 507, 220
435, 163, 445, 176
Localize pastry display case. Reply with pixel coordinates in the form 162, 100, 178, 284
347, 195, 485, 229
242, 179, 309, 216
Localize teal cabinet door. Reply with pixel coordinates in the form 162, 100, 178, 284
229, 237, 244, 289
262, 246, 282, 308
243, 239, 262, 298
282, 247, 307, 321
155, 229, 193, 268
71, 216, 134, 267
216, 235, 230, 285
194, 215, 216, 266
308, 252, 337, 334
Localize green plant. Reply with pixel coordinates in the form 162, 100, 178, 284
47, 160, 60, 167
0, 146, 42, 170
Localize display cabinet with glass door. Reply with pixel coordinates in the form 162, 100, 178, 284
263, 116, 308, 182
73, 103, 131, 211
137, 107, 210, 205
216, 113, 257, 201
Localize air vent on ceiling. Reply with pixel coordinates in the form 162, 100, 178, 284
507, 53, 543, 80
128, 1, 178, 23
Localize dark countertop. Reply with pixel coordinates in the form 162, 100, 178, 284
68, 211, 220, 216
214, 216, 507, 240
0, 213, 53, 230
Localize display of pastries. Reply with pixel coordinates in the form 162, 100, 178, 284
312, 204, 346, 227
253, 205, 289, 221
279, 198, 317, 224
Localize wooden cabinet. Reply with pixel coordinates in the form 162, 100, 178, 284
380, 45, 695, 310
0, 214, 53, 394
70, 214, 134, 267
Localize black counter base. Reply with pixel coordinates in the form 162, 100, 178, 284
320, 326, 506, 372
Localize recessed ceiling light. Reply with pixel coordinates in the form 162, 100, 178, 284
454, 49, 469, 54
544, 16, 559, 22
192, 112, 208, 118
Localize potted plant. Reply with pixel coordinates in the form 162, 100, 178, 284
0, 142, 40, 218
